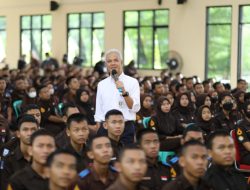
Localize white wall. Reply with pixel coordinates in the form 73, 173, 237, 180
0, 0, 250, 87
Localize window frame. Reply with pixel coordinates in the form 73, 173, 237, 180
205, 5, 232, 80
20, 14, 52, 60
123, 9, 169, 70
66, 12, 105, 67
0, 16, 6, 62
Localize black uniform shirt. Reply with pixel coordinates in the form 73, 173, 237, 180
8, 165, 48, 190
106, 178, 149, 190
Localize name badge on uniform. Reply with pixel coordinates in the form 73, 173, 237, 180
142, 176, 151, 180
118, 100, 124, 108
161, 176, 168, 181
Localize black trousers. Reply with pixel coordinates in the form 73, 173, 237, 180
97, 121, 135, 145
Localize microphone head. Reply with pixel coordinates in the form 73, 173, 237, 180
111, 69, 117, 76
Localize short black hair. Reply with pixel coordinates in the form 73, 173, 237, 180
175, 83, 185, 92
152, 81, 162, 90
218, 91, 232, 104
62, 103, 78, 116
67, 113, 88, 129
87, 135, 110, 151
37, 85, 47, 94
206, 130, 230, 149
183, 124, 203, 139
193, 82, 202, 88
136, 128, 158, 144
17, 115, 38, 130
237, 79, 246, 83
46, 149, 77, 167
118, 144, 144, 162
105, 109, 123, 120
22, 104, 40, 114
30, 129, 54, 145
212, 81, 221, 90
180, 140, 206, 156
66, 76, 77, 86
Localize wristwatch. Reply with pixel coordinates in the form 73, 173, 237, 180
122, 91, 129, 97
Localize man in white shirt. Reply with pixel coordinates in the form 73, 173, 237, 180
95, 49, 140, 144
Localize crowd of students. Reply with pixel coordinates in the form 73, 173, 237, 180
0, 53, 249, 190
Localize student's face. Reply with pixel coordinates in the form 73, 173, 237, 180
67, 121, 89, 145
69, 78, 80, 90
104, 115, 125, 138
27, 109, 41, 124
140, 133, 159, 159
39, 87, 51, 100
17, 122, 38, 145
16, 79, 26, 90
155, 84, 164, 95
143, 97, 152, 109
80, 91, 89, 102
180, 95, 189, 107
209, 136, 235, 166
195, 84, 204, 95
186, 80, 193, 89
204, 96, 211, 107
0, 79, 6, 90
216, 83, 225, 93
180, 146, 208, 178
105, 52, 123, 75
183, 131, 204, 144
201, 107, 212, 121
119, 150, 147, 182
161, 100, 171, 113
166, 94, 174, 105
48, 154, 77, 189
90, 137, 113, 164
30, 136, 56, 165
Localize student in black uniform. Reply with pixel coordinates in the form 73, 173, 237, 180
205, 130, 248, 190
74, 135, 117, 190
45, 149, 78, 190
235, 100, 250, 164
106, 145, 148, 190
103, 109, 125, 159
162, 140, 212, 190
8, 129, 56, 190
1, 115, 39, 190
137, 128, 176, 190
148, 96, 183, 151
64, 113, 90, 172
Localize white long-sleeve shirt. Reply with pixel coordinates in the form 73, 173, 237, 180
94, 72, 140, 122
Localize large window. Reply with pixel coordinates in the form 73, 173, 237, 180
21, 15, 52, 62
205, 7, 232, 81
238, 5, 250, 82
124, 9, 169, 69
0, 16, 6, 62
67, 12, 105, 67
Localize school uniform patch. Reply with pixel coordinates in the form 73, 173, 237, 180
161, 176, 168, 181
237, 128, 243, 136
238, 136, 244, 142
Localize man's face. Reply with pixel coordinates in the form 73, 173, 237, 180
67, 121, 89, 145
0, 80, 6, 91
17, 122, 38, 145
89, 137, 113, 164
140, 133, 159, 159
154, 83, 164, 95
216, 83, 225, 93
30, 135, 56, 165
186, 79, 193, 90
209, 136, 235, 166
104, 115, 125, 139
195, 84, 204, 95
48, 154, 77, 189
69, 78, 80, 91
180, 145, 208, 178
183, 131, 204, 144
119, 149, 147, 183
26, 109, 41, 125
105, 52, 123, 75
39, 87, 51, 100
15, 79, 26, 90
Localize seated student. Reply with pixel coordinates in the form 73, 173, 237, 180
22, 104, 42, 126
103, 109, 125, 159
148, 96, 183, 151
45, 149, 78, 190
236, 100, 250, 164
106, 145, 148, 190
65, 113, 90, 172
162, 140, 212, 190
204, 130, 248, 190
74, 135, 117, 190
8, 129, 56, 190
137, 128, 176, 190
1, 115, 39, 190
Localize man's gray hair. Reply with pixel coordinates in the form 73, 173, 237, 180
104, 49, 123, 62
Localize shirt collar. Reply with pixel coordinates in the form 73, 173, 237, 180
109, 72, 125, 81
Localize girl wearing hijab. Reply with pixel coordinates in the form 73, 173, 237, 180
148, 96, 183, 151
173, 92, 196, 128
135, 94, 154, 132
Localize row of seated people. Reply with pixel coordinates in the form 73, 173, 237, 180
0, 108, 249, 190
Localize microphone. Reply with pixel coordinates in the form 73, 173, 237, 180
111, 69, 122, 93
111, 69, 118, 81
